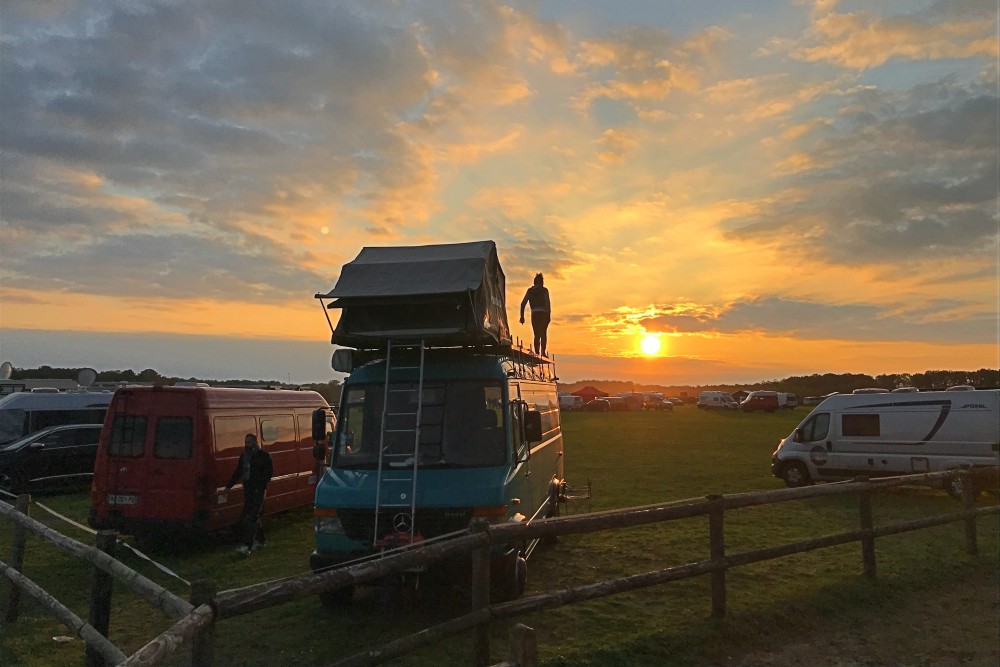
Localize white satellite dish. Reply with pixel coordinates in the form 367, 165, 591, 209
78, 368, 98, 388
0, 361, 12, 380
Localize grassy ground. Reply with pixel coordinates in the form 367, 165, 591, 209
1, 407, 996, 666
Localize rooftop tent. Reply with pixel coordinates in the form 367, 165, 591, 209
316, 240, 512, 349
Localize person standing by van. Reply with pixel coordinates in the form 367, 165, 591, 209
519, 273, 551, 356
226, 433, 273, 556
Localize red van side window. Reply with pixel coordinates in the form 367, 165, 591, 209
261, 415, 295, 452
214, 416, 256, 456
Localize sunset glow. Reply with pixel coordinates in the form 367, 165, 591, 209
0, 2, 996, 385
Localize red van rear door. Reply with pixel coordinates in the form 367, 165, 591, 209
103, 392, 199, 524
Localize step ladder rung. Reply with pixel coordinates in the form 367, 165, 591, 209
388, 412, 418, 417
384, 428, 417, 434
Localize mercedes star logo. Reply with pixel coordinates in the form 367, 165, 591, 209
392, 512, 413, 533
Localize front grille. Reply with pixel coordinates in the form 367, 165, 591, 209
338, 507, 473, 544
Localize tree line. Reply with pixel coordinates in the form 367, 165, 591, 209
558, 369, 1000, 401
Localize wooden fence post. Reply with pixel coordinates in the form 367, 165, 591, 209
86, 530, 118, 667
4, 493, 30, 623
961, 470, 978, 556
707, 494, 725, 618
469, 519, 491, 667
190, 580, 217, 667
856, 477, 876, 579
507, 623, 536, 667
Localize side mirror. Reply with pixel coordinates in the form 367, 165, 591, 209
793, 428, 803, 443
312, 408, 328, 442
332, 349, 355, 373
523, 410, 543, 443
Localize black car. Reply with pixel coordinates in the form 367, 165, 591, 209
0, 423, 103, 494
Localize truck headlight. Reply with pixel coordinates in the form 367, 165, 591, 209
314, 509, 345, 535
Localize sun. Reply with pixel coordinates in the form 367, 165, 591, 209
640, 334, 661, 356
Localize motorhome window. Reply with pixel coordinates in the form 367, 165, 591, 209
261, 415, 295, 452
801, 413, 830, 441
842, 414, 880, 437
214, 416, 257, 456
0, 409, 27, 444
334, 381, 505, 468
109, 415, 147, 457
154, 417, 193, 460
30, 408, 106, 432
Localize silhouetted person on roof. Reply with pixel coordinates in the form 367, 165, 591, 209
519, 273, 551, 357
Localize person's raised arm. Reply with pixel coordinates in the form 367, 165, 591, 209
519, 289, 530, 323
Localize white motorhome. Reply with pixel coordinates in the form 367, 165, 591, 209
0, 390, 115, 446
698, 391, 737, 410
558, 393, 583, 411
771, 390, 999, 496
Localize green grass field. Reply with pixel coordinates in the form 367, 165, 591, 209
1, 407, 996, 666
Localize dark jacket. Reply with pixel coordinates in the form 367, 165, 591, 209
227, 447, 273, 491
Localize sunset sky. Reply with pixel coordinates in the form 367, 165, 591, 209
1, 0, 998, 386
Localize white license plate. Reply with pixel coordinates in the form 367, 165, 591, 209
107, 494, 138, 506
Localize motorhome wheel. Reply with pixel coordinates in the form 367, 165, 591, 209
781, 462, 810, 488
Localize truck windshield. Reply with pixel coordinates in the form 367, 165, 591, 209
333, 380, 505, 469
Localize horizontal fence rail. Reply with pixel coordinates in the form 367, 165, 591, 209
0, 499, 193, 619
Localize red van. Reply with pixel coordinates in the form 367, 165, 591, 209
89, 386, 334, 540
739, 390, 780, 413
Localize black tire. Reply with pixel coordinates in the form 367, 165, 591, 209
320, 585, 355, 608
781, 462, 811, 488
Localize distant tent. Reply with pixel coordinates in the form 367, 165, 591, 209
571, 386, 608, 403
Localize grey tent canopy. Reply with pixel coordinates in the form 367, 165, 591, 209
316, 240, 512, 348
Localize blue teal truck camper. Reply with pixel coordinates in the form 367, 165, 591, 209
311, 241, 565, 604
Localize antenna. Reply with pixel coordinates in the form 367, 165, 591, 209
78, 367, 98, 388
0, 361, 12, 380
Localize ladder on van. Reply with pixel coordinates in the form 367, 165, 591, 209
372, 339, 425, 549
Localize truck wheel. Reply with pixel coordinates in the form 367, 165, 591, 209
781, 462, 810, 488
320, 584, 355, 608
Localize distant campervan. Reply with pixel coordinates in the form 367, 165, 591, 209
0, 390, 113, 446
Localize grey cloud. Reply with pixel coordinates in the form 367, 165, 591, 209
644, 296, 995, 344
725, 87, 999, 264
2, 232, 328, 303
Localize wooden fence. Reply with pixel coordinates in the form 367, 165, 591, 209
2, 468, 996, 667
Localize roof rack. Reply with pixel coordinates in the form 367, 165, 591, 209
337, 338, 557, 382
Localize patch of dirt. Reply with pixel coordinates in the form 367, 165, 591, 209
720, 567, 999, 667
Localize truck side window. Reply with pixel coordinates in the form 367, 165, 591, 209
801, 413, 830, 441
